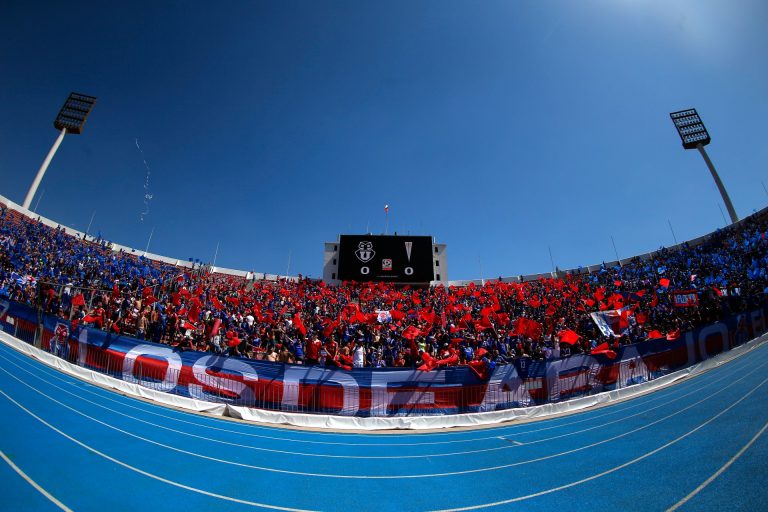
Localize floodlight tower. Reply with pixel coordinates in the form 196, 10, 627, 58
669, 108, 738, 224
22, 93, 97, 210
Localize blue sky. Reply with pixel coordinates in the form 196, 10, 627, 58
1, 0, 767, 280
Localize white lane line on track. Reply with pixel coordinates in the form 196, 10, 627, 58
0, 449, 73, 512
0, 389, 317, 512
0, 344, 759, 448
665, 420, 768, 512
0, 356, 765, 479
0, 352, 759, 461
0, 346, 666, 446
428, 376, 768, 511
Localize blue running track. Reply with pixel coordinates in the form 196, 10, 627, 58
0, 339, 767, 512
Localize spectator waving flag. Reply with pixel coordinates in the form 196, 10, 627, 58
590, 305, 635, 337
292, 312, 307, 336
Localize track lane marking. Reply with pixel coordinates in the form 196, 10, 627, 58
0, 355, 765, 479
428, 375, 768, 511
0, 342, 760, 450
0, 388, 317, 512
0, 449, 73, 512
666, 420, 768, 511
0, 353, 759, 462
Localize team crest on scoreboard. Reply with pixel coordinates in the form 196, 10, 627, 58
355, 241, 375, 263
382, 259, 393, 271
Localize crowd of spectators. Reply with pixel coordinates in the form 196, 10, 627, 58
2, 202, 768, 375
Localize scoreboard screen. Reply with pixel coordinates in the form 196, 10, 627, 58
337, 235, 435, 283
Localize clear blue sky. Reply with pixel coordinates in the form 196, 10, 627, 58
1, 0, 767, 280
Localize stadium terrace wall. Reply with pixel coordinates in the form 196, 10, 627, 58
3, 192, 766, 286
2, 298, 765, 418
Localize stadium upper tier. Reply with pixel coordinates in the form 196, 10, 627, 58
1, 191, 767, 370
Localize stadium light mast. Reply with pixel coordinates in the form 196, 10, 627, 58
22, 93, 97, 210
669, 108, 738, 224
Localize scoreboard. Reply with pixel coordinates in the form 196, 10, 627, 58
336, 235, 435, 283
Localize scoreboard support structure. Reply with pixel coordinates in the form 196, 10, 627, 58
323, 235, 447, 285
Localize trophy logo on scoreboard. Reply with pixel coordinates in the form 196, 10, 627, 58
382, 258, 393, 271
355, 241, 375, 263
405, 241, 413, 262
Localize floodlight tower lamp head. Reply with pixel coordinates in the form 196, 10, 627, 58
54, 92, 98, 134
669, 108, 711, 150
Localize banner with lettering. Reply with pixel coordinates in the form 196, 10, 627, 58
0, 299, 764, 416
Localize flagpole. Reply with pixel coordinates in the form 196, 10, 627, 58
32, 189, 45, 213
212, 241, 220, 268
384, 207, 389, 235
85, 210, 96, 237
548, 246, 556, 275
667, 219, 678, 245
478, 255, 484, 285
610, 235, 620, 265
716, 203, 728, 227
286, 250, 292, 276
144, 226, 154, 255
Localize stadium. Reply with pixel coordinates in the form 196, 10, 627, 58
2, 2, 768, 511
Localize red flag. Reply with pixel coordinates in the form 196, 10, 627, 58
71, 294, 85, 307
322, 318, 339, 338
419, 310, 437, 325
659, 278, 670, 288
402, 326, 422, 340
474, 317, 494, 332
591, 342, 617, 359
188, 298, 201, 322
292, 313, 307, 336
390, 309, 405, 321
594, 287, 606, 301
211, 296, 224, 310
210, 319, 221, 337
417, 351, 437, 371
647, 330, 665, 339
558, 329, 580, 345
468, 357, 491, 379
513, 317, 542, 340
